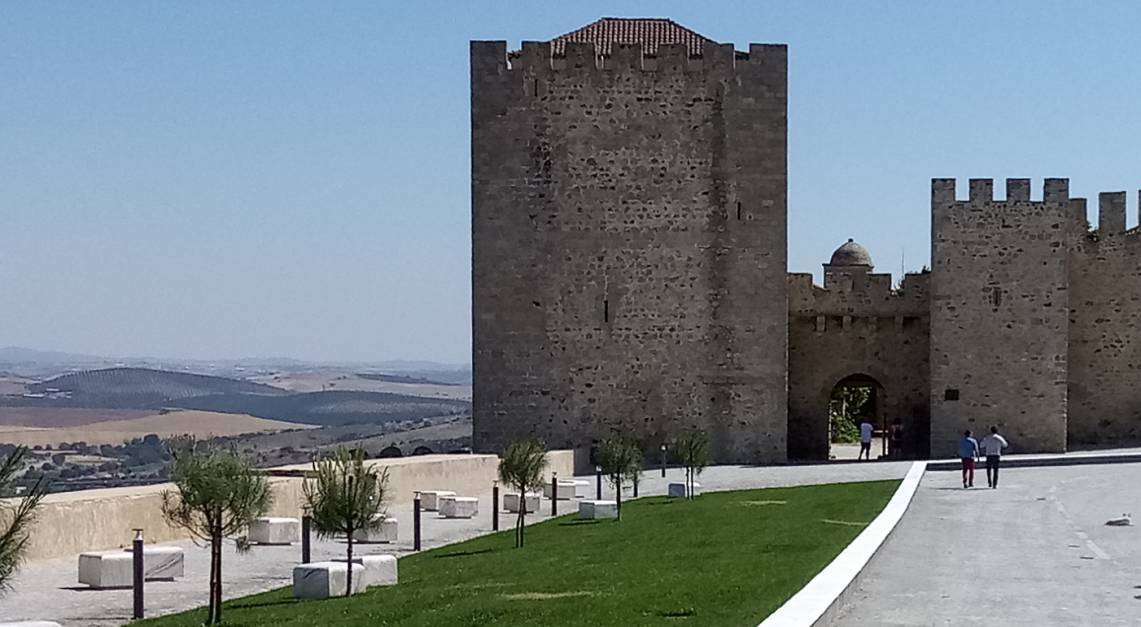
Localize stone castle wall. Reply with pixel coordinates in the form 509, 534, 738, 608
929, 179, 1080, 455
787, 271, 931, 459
471, 41, 789, 463
1068, 192, 1141, 446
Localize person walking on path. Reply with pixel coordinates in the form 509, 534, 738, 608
980, 426, 1008, 488
958, 429, 979, 488
858, 419, 875, 461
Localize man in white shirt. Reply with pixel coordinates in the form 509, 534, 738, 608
980, 426, 1009, 488
858, 420, 875, 461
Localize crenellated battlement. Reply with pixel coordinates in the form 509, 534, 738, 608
471, 40, 787, 77
931, 178, 1071, 205
788, 271, 929, 319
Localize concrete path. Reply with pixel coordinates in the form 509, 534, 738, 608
0, 461, 909, 626
832, 462, 1141, 626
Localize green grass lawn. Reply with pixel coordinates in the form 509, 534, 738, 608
141, 480, 898, 627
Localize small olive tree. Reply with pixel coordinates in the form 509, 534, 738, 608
497, 440, 548, 547
304, 447, 388, 596
0, 446, 48, 592
674, 430, 711, 500
598, 438, 641, 520
161, 438, 272, 625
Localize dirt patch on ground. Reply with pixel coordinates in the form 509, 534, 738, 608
821, 519, 868, 527
740, 500, 788, 506
500, 591, 597, 601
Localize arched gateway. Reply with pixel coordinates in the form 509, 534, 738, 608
787, 240, 931, 461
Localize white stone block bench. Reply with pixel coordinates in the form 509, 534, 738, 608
352, 554, 398, 588
668, 481, 702, 498
249, 517, 301, 545
569, 479, 591, 498
543, 480, 577, 501
504, 492, 541, 513
420, 490, 456, 511
352, 516, 398, 543
293, 561, 365, 599
78, 545, 184, 588
578, 500, 618, 520
439, 495, 479, 518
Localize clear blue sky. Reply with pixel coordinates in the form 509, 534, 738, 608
3, 2, 1140, 364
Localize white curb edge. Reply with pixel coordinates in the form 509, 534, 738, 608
758, 461, 927, 627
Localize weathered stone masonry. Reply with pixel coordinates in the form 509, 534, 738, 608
471, 31, 788, 463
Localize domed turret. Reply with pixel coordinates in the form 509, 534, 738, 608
829, 238, 873, 268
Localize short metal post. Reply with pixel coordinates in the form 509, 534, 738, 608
413, 491, 422, 551
551, 472, 558, 517
301, 513, 312, 563
132, 528, 144, 620
595, 465, 602, 499
660, 444, 667, 478
492, 481, 499, 532
633, 472, 639, 498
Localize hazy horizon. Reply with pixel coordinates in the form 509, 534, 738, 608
5, 2, 1141, 363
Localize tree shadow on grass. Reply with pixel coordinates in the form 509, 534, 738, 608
433, 548, 496, 559
558, 519, 601, 527
229, 598, 300, 610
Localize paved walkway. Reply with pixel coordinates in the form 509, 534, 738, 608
833, 462, 1141, 626
0, 461, 909, 626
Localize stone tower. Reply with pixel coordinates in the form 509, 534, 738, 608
929, 178, 1077, 454
470, 18, 789, 463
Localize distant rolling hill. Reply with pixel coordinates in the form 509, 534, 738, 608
170, 390, 469, 427
21, 367, 286, 408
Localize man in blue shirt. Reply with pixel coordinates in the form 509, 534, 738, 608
958, 429, 980, 488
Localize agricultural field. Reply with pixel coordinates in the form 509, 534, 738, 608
0, 409, 311, 447
248, 369, 471, 400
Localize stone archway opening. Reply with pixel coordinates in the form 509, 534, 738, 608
828, 374, 887, 460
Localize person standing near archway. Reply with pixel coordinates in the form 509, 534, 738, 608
958, 429, 979, 488
858, 419, 874, 461
980, 426, 1009, 488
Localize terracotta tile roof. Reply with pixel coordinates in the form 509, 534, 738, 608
550, 18, 715, 58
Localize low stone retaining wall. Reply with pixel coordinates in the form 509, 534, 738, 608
14, 450, 574, 562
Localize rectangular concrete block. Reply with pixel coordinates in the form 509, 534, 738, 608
569, 479, 591, 498
439, 496, 479, 519
249, 517, 301, 545
351, 554, 398, 588
543, 480, 576, 501
292, 561, 366, 599
78, 546, 184, 588
503, 492, 541, 513
668, 481, 702, 498
351, 517, 398, 543
578, 499, 618, 520
420, 490, 456, 511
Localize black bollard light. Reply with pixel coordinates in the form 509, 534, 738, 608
301, 512, 312, 564
492, 481, 499, 532
132, 528, 144, 620
660, 444, 667, 478
633, 472, 639, 498
413, 491, 422, 551
551, 472, 558, 517
595, 465, 602, 500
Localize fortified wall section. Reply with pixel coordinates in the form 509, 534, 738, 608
1068, 191, 1141, 445
471, 40, 789, 463
788, 272, 930, 459
929, 178, 1081, 455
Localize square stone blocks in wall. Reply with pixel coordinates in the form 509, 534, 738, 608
420, 490, 456, 511
78, 546, 185, 588
249, 517, 301, 545
351, 554, 398, 588
668, 482, 702, 498
578, 500, 618, 520
293, 561, 366, 598
504, 492, 541, 513
439, 496, 479, 519
351, 516, 398, 543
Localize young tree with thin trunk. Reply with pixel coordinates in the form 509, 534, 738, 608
674, 430, 711, 500
597, 438, 641, 520
304, 447, 388, 596
497, 440, 548, 548
0, 446, 48, 592
161, 438, 272, 625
